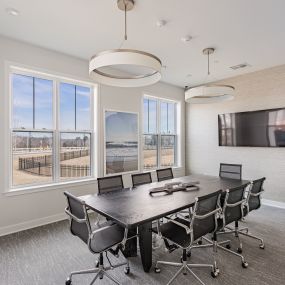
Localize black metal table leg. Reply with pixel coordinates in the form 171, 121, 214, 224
138, 222, 153, 272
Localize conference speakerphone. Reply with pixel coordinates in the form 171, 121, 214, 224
149, 181, 200, 195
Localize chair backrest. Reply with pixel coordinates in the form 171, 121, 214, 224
132, 172, 152, 187
156, 168, 173, 182
222, 183, 249, 226
97, 175, 124, 194
219, 163, 242, 180
247, 177, 266, 212
64, 191, 91, 245
191, 190, 222, 241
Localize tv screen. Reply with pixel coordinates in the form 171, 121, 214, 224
218, 108, 285, 147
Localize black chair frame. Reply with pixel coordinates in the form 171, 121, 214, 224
64, 191, 134, 285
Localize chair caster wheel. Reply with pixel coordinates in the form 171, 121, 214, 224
99, 272, 103, 280
187, 251, 191, 257
237, 247, 243, 253
198, 240, 203, 245
155, 267, 161, 273
65, 278, 72, 285
211, 268, 219, 278
242, 261, 248, 268
259, 244, 265, 249
124, 267, 130, 275
226, 244, 231, 249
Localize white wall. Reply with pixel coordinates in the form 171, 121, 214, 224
0, 36, 185, 236
186, 65, 285, 203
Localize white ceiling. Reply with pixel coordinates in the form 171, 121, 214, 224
1, 0, 285, 87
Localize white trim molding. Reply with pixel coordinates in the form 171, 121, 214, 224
262, 199, 285, 209
0, 213, 67, 237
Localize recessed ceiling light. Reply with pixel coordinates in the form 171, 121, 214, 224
181, 36, 192, 42
186, 74, 192, 77
6, 7, 20, 16
156, 20, 166, 27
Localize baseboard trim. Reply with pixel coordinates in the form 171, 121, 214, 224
262, 199, 285, 209
0, 213, 67, 237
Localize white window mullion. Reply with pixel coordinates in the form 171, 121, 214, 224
54, 79, 60, 182
90, 86, 96, 178
157, 99, 161, 169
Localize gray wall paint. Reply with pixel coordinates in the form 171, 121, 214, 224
186, 65, 285, 203
0, 36, 185, 235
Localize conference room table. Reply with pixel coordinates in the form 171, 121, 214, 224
79, 174, 249, 272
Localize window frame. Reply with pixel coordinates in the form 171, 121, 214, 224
8, 66, 98, 191
143, 95, 178, 170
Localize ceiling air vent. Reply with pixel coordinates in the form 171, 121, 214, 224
230, 63, 251, 70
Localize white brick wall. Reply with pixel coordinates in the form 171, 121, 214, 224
186, 65, 285, 202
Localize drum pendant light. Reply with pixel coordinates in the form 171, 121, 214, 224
89, 0, 162, 87
185, 48, 235, 104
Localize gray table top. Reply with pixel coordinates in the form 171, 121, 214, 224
80, 174, 249, 228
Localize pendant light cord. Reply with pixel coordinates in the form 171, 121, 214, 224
118, 1, 128, 48
124, 2, 127, 40
207, 51, 210, 75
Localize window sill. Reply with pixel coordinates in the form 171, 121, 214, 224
3, 178, 98, 197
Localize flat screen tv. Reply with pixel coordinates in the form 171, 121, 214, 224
218, 107, 285, 147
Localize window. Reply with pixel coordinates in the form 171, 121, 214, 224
143, 97, 177, 170
10, 69, 95, 188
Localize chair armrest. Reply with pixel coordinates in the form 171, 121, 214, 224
226, 199, 247, 208
250, 190, 264, 197
65, 207, 87, 223
169, 219, 191, 235
195, 208, 221, 219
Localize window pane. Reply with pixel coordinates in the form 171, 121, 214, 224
143, 99, 148, 133
168, 102, 175, 134
160, 102, 168, 134
76, 86, 91, 130
12, 74, 33, 129
148, 99, 157, 133
161, 135, 175, 167
60, 133, 91, 179
12, 131, 53, 186
143, 134, 158, 169
35, 78, 53, 129
60, 83, 75, 130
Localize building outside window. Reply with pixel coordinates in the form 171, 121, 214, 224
143, 96, 177, 170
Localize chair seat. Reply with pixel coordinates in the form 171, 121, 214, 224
153, 218, 192, 248
90, 224, 125, 253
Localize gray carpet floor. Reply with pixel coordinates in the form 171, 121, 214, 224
1, 205, 285, 285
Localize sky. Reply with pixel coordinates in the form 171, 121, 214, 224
143, 98, 175, 134
105, 111, 138, 142
12, 74, 91, 131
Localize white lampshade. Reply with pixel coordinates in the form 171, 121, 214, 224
185, 84, 235, 104
89, 49, 162, 87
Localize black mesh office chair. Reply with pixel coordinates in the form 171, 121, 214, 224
131, 172, 152, 187
64, 191, 132, 285
219, 163, 242, 180
96, 175, 124, 226
194, 184, 250, 268
97, 175, 124, 194
156, 168, 174, 182
153, 190, 222, 284
236, 177, 266, 249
